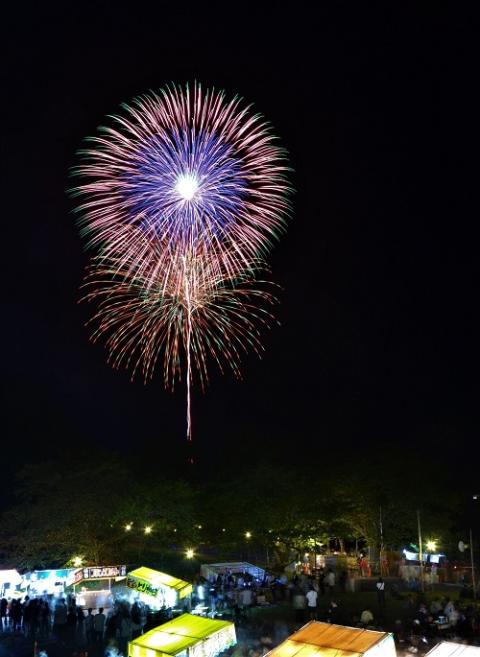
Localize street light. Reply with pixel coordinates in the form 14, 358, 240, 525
72, 556, 83, 568
245, 531, 252, 539
125, 523, 132, 531
145, 525, 152, 535
185, 548, 195, 559
426, 540, 437, 552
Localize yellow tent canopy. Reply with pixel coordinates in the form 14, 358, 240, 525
128, 567, 193, 599
267, 623, 396, 657
128, 613, 236, 657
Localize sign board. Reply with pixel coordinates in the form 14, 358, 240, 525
74, 565, 127, 585
127, 576, 158, 598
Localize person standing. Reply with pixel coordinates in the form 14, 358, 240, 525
325, 570, 335, 596
306, 585, 318, 620
94, 607, 106, 644
53, 599, 68, 641
85, 608, 94, 644
1, 598, 7, 631
292, 587, 306, 623
376, 577, 386, 610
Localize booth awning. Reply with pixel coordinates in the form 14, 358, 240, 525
0, 570, 22, 586
425, 643, 480, 657
128, 567, 192, 599
128, 613, 235, 657
267, 623, 395, 657
200, 562, 265, 581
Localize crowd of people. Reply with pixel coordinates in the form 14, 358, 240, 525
0, 594, 151, 655
3, 570, 480, 657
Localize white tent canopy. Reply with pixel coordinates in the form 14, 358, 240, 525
425, 643, 480, 657
200, 562, 265, 582
0, 570, 22, 585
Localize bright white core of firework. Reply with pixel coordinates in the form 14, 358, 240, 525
176, 174, 198, 201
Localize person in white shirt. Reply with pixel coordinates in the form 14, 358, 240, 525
306, 586, 318, 619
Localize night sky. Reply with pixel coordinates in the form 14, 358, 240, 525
3, 5, 478, 477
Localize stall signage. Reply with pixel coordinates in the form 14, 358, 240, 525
74, 565, 126, 584
127, 577, 158, 598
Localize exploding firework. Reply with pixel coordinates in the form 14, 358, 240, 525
72, 83, 291, 440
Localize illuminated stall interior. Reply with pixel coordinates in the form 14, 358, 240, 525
128, 612, 236, 657
127, 567, 192, 609
266, 622, 396, 657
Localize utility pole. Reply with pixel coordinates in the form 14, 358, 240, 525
417, 510, 424, 591
379, 506, 384, 576
470, 528, 477, 600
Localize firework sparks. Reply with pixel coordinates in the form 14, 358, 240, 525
73, 83, 291, 441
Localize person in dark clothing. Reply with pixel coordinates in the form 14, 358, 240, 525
76, 606, 85, 640
11, 599, 22, 632
67, 605, 77, 642
39, 601, 51, 639
105, 609, 119, 643
0, 598, 8, 630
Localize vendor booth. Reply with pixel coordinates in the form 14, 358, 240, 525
24, 568, 76, 597
128, 612, 236, 657
200, 562, 265, 583
266, 622, 396, 657
0, 570, 22, 597
425, 643, 480, 657
70, 565, 127, 609
127, 567, 192, 610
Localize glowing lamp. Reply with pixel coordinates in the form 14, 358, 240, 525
72, 557, 83, 568
186, 548, 195, 559
145, 525, 152, 535
245, 531, 252, 539
176, 174, 198, 200
125, 523, 132, 531
426, 540, 437, 552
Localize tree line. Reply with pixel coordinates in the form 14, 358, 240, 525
0, 451, 469, 571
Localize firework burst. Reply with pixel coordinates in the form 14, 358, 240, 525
73, 83, 291, 440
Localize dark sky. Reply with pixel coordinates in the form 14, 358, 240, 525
2, 4, 478, 477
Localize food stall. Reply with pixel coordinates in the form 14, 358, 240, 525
266, 622, 396, 657
200, 562, 265, 583
23, 568, 76, 597
70, 565, 127, 609
126, 567, 192, 610
128, 612, 236, 657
